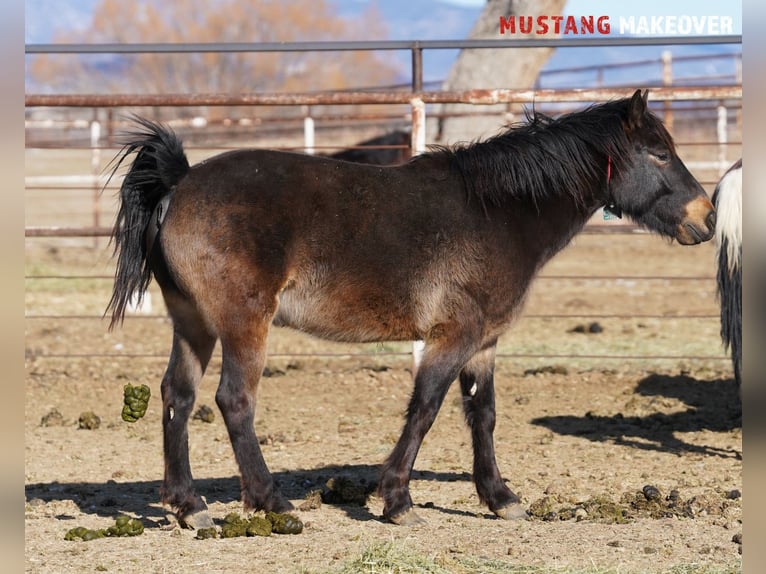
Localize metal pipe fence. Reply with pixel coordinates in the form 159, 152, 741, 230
25, 38, 740, 367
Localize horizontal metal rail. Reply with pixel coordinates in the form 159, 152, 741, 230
24, 36, 742, 55
25, 85, 742, 108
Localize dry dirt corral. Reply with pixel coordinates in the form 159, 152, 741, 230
25, 234, 742, 574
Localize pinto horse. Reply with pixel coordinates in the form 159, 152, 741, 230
712, 159, 742, 385
107, 89, 715, 527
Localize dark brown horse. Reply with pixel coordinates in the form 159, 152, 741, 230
107, 89, 715, 528
326, 129, 411, 165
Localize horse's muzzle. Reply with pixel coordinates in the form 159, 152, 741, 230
677, 197, 716, 245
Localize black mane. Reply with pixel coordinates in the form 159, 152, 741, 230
428, 98, 642, 211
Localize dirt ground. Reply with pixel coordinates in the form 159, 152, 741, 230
24, 235, 742, 573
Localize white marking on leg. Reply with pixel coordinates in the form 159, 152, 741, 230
412, 340, 426, 375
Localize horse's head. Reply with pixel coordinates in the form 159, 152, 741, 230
609, 89, 715, 245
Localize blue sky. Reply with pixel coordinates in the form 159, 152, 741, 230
25, 0, 742, 87
25, 0, 743, 43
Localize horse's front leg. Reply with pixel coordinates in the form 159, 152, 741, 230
379, 321, 480, 525
216, 322, 293, 514
459, 343, 526, 520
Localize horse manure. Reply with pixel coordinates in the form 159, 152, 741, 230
247, 516, 273, 536
682, 493, 725, 518
262, 366, 286, 378
64, 526, 98, 541
105, 515, 144, 537
580, 495, 630, 524
64, 515, 144, 541
192, 405, 215, 423
568, 322, 604, 334
528, 494, 631, 524
195, 527, 218, 540
266, 511, 303, 535
78, 411, 101, 430
523, 365, 569, 377
220, 513, 249, 538
40, 408, 66, 427
219, 511, 302, 537
528, 496, 558, 518
121, 383, 151, 422
298, 489, 323, 511
323, 476, 370, 506
732, 532, 742, 554
642, 484, 661, 501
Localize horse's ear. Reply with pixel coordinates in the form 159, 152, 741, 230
627, 89, 648, 130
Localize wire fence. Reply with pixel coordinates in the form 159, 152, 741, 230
25, 38, 739, 368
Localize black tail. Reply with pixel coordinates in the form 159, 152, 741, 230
105, 117, 190, 330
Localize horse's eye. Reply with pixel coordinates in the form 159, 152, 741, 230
651, 151, 670, 162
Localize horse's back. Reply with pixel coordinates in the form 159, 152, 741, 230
157, 149, 498, 342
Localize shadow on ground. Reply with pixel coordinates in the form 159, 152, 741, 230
531, 373, 741, 458
25, 465, 473, 525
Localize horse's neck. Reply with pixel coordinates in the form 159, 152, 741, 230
510, 186, 605, 269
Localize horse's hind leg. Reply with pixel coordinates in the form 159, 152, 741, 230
459, 343, 526, 520
159, 292, 217, 528
215, 309, 293, 514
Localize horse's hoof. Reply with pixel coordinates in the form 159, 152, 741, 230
179, 509, 216, 530
493, 503, 528, 520
387, 508, 426, 526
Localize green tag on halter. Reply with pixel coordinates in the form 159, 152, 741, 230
603, 205, 622, 220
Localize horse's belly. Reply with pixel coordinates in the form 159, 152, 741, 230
272, 288, 418, 343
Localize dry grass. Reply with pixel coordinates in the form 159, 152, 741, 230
310, 540, 741, 574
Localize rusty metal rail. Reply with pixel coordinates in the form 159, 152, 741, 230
25, 36, 742, 54
26, 85, 742, 108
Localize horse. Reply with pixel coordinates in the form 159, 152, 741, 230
326, 129, 411, 165
712, 159, 742, 385
106, 89, 715, 528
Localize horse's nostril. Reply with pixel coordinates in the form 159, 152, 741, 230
707, 210, 717, 231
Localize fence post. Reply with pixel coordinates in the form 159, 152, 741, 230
303, 111, 315, 155
411, 42, 423, 93
717, 104, 728, 177
90, 118, 101, 249
661, 50, 673, 131
410, 97, 427, 373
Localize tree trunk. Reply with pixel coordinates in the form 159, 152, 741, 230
435, 0, 567, 144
